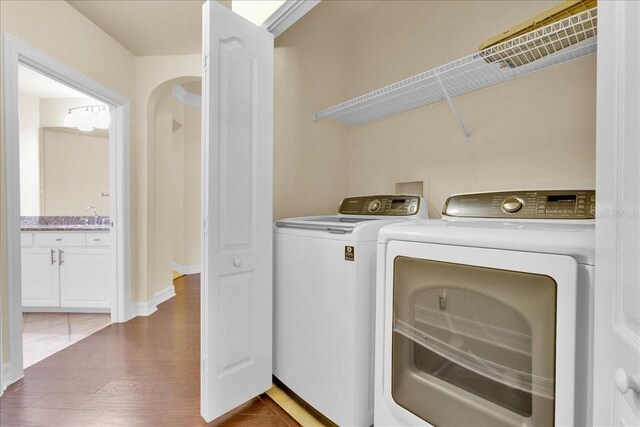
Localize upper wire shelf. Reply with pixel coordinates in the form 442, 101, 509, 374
311, 7, 597, 129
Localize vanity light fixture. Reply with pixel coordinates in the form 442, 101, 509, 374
63, 105, 110, 132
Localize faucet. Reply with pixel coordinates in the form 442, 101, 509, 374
86, 206, 98, 225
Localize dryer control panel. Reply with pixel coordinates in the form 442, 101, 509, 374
443, 190, 596, 219
338, 195, 422, 216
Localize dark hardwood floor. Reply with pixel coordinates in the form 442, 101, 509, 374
0, 274, 300, 427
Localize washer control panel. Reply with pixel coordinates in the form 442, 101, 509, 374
338, 195, 422, 216
443, 190, 596, 219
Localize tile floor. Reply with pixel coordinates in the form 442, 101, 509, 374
22, 312, 112, 369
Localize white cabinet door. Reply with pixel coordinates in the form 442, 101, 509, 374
59, 248, 110, 309
21, 248, 59, 307
201, 1, 274, 422
593, 1, 640, 425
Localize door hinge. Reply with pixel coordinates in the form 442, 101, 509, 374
203, 55, 209, 71
203, 216, 209, 234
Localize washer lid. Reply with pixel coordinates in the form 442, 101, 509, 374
378, 219, 595, 265
275, 215, 381, 234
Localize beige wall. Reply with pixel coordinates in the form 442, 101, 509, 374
154, 89, 201, 295
344, 1, 595, 216
273, 2, 357, 220
182, 104, 201, 267
41, 129, 109, 216
275, 0, 595, 220
171, 112, 186, 269
134, 55, 200, 302
1, 0, 136, 366
150, 89, 201, 296
151, 93, 175, 297
18, 93, 40, 216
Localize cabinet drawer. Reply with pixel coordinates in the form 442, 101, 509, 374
86, 233, 110, 247
34, 232, 86, 247
21, 232, 34, 247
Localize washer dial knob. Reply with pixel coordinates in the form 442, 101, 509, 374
368, 200, 381, 212
502, 197, 524, 213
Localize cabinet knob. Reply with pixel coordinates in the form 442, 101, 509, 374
233, 258, 242, 267
614, 367, 640, 394
56, 238, 62, 241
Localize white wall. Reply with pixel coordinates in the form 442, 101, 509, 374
18, 93, 40, 216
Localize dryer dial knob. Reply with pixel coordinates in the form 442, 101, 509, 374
368, 200, 381, 212
502, 197, 524, 213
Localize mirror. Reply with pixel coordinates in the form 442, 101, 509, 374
19, 64, 110, 217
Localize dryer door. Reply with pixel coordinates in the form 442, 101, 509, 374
382, 241, 578, 427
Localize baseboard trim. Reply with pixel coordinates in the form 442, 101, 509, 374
1, 363, 20, 396
1, 363, 9, 395
171, 262, 200, 275
155, 285, 176, 306
22, 307, 110, 313
135, 300, 158, 317
135, 284, 176, 317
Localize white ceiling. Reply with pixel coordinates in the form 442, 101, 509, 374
67, 0, 205, 56
232, 0, 285, 25
19, 65, 95, 100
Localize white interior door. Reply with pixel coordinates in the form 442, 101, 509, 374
200, 1, 274, 422
593, 1, 640, 425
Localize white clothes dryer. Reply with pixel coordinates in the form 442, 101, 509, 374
274, 195, 427, 426
374, 190, 595, 427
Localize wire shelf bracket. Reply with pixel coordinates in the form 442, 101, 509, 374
311, 7, 598, 141
435, 71, 471, 144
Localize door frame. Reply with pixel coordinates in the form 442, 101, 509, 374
1, 33, 132, 389
593, 0, 640, 424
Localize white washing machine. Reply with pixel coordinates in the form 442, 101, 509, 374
374, 190, 595, 427
274, 195, 427, 426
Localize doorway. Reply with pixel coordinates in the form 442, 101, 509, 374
17, 64, 114, 368
1, 34, 131, 388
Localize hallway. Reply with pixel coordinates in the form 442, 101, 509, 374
0, 275, 299, 426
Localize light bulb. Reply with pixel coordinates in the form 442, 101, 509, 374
94, 107, 110, 129
64, 111, 78, 128
77, 108, 94, 132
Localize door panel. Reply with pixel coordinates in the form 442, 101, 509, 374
594, 1, 640, 425
21, 249, 59, 307
217, 39, 256, 252
59, 249, 110, 308
201, 1, 274, 421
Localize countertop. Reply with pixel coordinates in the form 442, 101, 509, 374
21, 216, 111, 232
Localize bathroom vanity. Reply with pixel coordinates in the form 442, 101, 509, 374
21, 216, 111, 311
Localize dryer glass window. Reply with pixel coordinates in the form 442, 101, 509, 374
392, 257, 557, 426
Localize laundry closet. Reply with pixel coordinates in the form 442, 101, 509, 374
271, 1, 598, 426
273, 0, 595, 221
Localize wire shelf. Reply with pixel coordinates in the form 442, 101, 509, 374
312, 7, 597, 128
